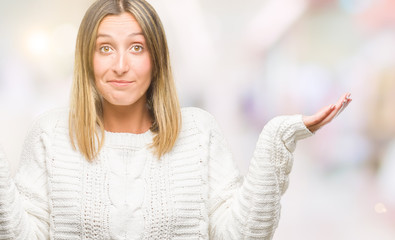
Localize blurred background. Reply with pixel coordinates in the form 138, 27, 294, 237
1, 0, 395, 239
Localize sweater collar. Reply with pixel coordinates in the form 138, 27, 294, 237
103, 129, 153, 149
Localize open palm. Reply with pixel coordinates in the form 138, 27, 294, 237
303, 93, 352, 133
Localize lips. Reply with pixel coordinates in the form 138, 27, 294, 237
107, 80, 134, 87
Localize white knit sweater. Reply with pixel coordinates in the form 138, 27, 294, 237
0, 107, 312, 240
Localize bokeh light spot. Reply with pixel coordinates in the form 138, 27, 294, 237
374, 202, 387, 214
27, 31, 50, 56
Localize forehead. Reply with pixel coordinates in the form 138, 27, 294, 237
98, 12, 143, 34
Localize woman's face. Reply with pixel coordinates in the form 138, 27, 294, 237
93, 12, 152, 107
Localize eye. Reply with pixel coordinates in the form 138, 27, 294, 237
99, 46, 113, 53
131, 45, 143, 53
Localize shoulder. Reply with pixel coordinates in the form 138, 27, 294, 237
18, 108, 69, 167
181, 107, 216, 123
179, 107, 226, 143
181, 107, 217, 130
28, 107, 69, 137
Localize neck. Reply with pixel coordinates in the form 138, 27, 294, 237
102, 97, 152, 134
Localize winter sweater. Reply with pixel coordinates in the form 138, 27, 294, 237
0, 107, 312, 240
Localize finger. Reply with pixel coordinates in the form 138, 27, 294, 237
314, 104, 335, 124
304, 104, 335, 127
336, 93, 351, 108
334, 101, 346, 118
328, 93, 351, 119
314, 93, 351, 127
306, 93, 352, 133
335, 100, 351, 118
334, 94, 352, 119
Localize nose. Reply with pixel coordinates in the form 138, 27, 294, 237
113, 52, 130, 75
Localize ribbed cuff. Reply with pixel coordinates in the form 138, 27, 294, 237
281, 115, 313, 152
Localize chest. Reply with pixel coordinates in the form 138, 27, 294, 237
48, 139, 209, 239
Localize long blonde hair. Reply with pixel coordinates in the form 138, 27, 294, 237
69, 0, 181, 161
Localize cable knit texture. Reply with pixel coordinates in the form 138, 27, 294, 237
0, 107, 312, 240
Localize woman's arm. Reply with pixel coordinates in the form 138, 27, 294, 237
0, 118, 51, 239
207, 93, 351, 240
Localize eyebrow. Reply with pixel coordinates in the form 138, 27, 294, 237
96, 32, 144, 39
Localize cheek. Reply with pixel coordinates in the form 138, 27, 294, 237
143, 57, 152, 76
93, 56, 106, 95
93, 54, 108, 80
141, 59, 152, 93
135, 54, 152, 80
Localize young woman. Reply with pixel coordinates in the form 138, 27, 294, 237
0, 0, 351, 239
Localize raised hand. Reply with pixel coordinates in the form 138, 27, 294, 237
303, 93, 352, 133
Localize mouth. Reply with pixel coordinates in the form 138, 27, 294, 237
107, 80, 134, 87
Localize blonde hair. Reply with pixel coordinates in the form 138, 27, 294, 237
69, 0, 181, 161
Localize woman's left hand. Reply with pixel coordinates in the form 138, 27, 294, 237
303, 93, 352, 133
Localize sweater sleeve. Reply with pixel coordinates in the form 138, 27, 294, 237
206, 114, 313, 240
0, 118, 51, 239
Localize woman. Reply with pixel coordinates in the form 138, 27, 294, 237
0, 0, 351, 239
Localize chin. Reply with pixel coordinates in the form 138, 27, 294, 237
109, 100, 137, 106
106, 96, 141, 107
